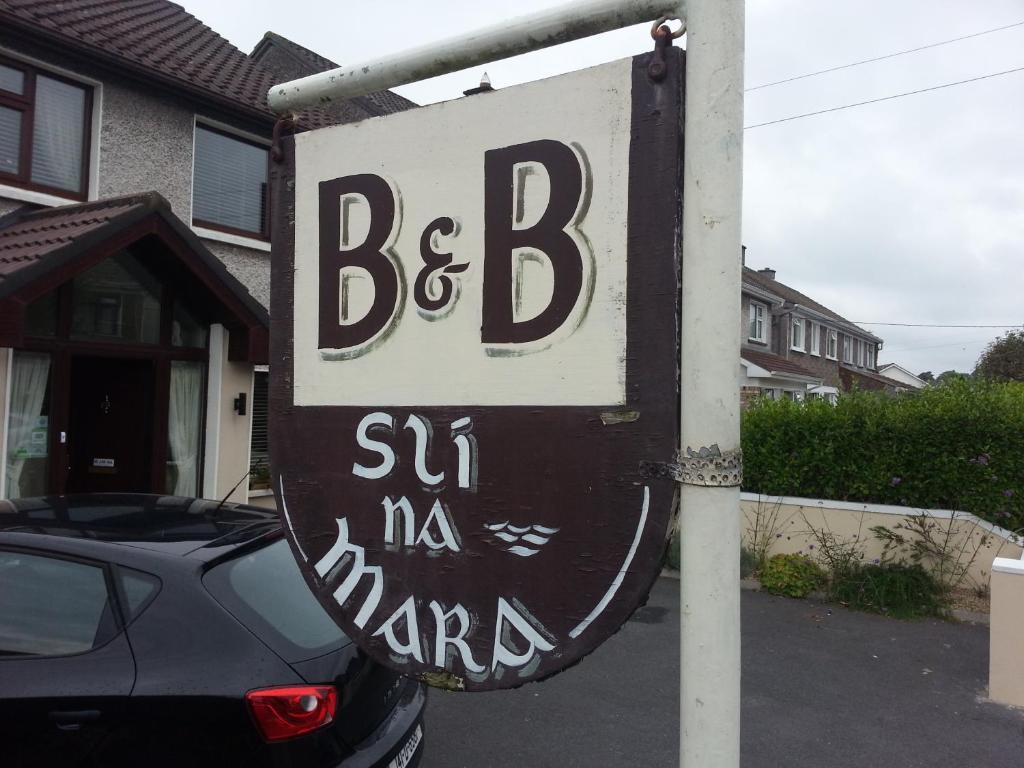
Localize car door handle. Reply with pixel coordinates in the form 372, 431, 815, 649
49, 710, 101, 730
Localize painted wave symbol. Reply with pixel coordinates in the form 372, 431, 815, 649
484, 522, 560, 557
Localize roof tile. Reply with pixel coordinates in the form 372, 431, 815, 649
0, 0, 407, 129
0, 196, 151, 283
741, 348, 820, 380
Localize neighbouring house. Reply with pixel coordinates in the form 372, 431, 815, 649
739, 260, 907, 405
0, 0, 413, 504
876, 363, 926, 391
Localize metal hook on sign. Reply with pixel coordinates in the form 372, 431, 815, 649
271, 113, 296, 164
648, 16, 685, 82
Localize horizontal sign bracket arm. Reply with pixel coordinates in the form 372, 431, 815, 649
267, 0, 687, 112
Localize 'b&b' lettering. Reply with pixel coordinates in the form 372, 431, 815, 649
317, 139, 589, 356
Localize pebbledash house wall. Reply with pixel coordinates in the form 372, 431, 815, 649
0, 35, 272, 503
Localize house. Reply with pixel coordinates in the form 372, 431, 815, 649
876, 363, 926, 391
0, 0, 413, 504
739, 262, 907, 405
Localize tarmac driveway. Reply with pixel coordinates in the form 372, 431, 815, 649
422, 578, 1024, 767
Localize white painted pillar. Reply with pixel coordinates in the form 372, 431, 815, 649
678, 1, 745, 767
202, 324, 225, 499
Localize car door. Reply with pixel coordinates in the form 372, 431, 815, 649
0, 547, 136, 767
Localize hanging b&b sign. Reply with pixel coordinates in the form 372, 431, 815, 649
270, 50, 683, 691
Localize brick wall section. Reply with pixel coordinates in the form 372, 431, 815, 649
740, 386, 762, 409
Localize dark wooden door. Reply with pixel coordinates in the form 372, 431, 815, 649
67, 357, 155, 493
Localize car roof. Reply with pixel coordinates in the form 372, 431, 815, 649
0, 494, 281, 561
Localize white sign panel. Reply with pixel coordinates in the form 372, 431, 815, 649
292, 59, 632, 406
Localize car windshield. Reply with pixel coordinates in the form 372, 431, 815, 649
204, 538, 348, 662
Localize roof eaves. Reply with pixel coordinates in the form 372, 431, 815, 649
0, 12, 277, 127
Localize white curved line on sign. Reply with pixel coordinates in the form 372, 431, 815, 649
568, 485, 650, 639
278, 475, 310, 563
506, 545, 541, 557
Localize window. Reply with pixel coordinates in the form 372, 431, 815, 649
748, 302, 766, 342
866, 345, 875, 369
826, 329, 838, 360
842, 335, 852, 363
859, 340, 867, 367
5, 351, 51, 500
0, 58, 92, 198
71, 252, 162, 344
250, 370, 269, 490
810, 322, 820, 356
193, 124, 269, 238
790, 318, 804, 351
205, 538, 348, 662
0, 551, 115, 656
166, 361, 205, 497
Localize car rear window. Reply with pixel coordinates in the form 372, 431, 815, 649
203, 538, 348, 661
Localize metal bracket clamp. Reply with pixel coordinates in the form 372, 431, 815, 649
641, 445, 743, 487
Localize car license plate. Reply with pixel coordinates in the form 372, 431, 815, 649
388, 724, 422, 768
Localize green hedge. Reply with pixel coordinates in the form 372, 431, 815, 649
742, 379, 1024, 531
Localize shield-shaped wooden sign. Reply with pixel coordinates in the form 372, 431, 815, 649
270, 50, 683, 691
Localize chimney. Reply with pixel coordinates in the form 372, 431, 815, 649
758, 267, 776, 280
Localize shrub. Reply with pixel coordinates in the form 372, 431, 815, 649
742, 379, 1024, 530
829, 564, 944, 619
759, 553, 823, 598
666, 531, 681, 570
740, 547, 758, 579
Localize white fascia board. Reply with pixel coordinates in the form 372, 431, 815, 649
739, 359, 771, 378
741, 282, 784, 307
789, 303, 882, 343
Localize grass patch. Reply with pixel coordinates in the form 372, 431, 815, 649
829, 564, 944, 619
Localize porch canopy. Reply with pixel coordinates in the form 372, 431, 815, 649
0, 192, 268, 363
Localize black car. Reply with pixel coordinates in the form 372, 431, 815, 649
0, 494, 426, 768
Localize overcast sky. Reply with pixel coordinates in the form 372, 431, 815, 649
180, 0, 1024, 376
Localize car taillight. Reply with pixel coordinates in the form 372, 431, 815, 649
245, 685, 338, 742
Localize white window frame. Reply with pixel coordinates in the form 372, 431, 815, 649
748, 301, 766, 343
826, 329, 838, 360
866, 345, 875, 369
810, 322, 820, 356
790, 317, 804, 351
842, 336, 852, 364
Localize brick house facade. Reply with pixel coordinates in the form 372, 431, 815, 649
739, 263, 906, 403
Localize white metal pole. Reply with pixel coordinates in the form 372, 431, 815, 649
678, 0, 745, 766
267, 0, 685, 112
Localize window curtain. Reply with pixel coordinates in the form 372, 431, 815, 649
31, 76, 85, 192
167, 362, 203, 496
5, 352, 50, 499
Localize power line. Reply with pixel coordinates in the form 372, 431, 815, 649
884, 338, 992, 353
746, 20, 1024, 91
745, 65, 1024, 129
856, 322, 1022, 328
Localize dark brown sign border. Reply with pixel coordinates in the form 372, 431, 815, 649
270, 49, 684, 691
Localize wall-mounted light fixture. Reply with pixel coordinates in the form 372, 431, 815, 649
233, 392, 247, 416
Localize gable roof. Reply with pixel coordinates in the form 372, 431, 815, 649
839, 365, 912, 393
743, 266, 881, 342
741, 348, 821, 382
0, 0, 410, 129
251, 32, 417, 117
0, 193, 269, 361
877, 362, 926, 383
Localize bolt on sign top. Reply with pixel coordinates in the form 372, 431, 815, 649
270, 49, 683, 692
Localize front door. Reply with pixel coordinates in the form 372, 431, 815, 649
67, 357, 154, 493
